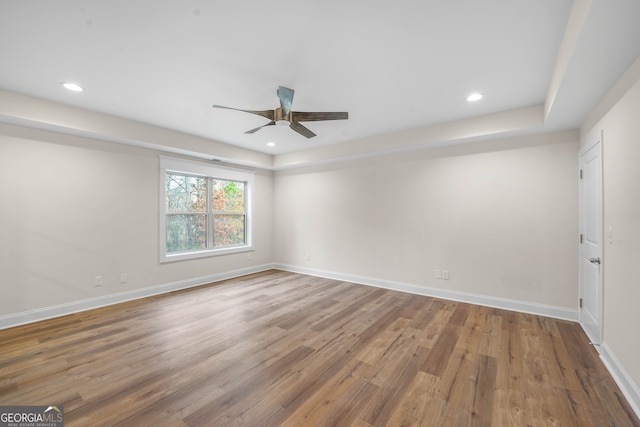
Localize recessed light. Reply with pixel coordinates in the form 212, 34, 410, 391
467, 93, 482, 102
266, 142, 276, 147
62, 82, 84, 92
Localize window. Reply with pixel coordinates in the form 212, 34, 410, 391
160, 156, 254, 262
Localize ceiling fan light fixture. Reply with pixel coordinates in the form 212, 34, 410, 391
467, 92, 483, 102
212, 85, 348, 139
62, 82, 84, 92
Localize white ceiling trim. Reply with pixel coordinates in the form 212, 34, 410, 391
0, 0, 639, 170
545, 0, 593, 121
0, 88, 273, 170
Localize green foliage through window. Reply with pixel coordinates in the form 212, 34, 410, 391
165, 173, 246, 253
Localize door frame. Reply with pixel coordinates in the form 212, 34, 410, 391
578, 129, 604, 347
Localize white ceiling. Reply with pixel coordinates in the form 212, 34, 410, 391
0, 1, 639, 157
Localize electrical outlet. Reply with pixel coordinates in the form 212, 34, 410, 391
306, 253, 310, 261
119, 273, 128, 284
94, 276, 103, 287
435, 269, 442, 279
442, 270, 449, 280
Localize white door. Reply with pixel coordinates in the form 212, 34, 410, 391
579, 132, 603, 346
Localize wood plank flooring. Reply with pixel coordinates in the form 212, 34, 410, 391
1, 270, 638, 426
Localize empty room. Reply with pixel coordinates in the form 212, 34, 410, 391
1, 1, 640, 426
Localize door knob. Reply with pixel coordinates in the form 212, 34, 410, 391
589, 257, 601, 264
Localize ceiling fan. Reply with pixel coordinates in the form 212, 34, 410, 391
213, 86, 348, 138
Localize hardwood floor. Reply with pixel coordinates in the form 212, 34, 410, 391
1, 270, 638, 426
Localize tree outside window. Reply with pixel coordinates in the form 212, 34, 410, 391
160, 156, 254, 262
165, 174, 247, 253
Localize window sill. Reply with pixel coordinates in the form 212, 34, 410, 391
160, 245, 254, 263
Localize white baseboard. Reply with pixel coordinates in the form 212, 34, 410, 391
1, 263, 578, 330
600, 341, 640, 419
273, 263, 579, 321
0, 264, 274, 331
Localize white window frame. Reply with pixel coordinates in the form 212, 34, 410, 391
159, 156, 254, 263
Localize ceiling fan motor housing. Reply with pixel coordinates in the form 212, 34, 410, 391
274, 107, 290, 124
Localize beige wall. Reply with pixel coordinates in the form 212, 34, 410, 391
581, 58, 640, 391
0, 124, 274, 316
274, 132, 579, 309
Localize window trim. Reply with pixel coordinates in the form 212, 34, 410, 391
159, 156, 254, 263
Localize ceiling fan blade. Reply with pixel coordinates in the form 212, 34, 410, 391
291, 111, 349, 122
289, 121, 316, 138
277, 86, 294, 115
245, 121, 276, 134
212, 105, 275, 121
